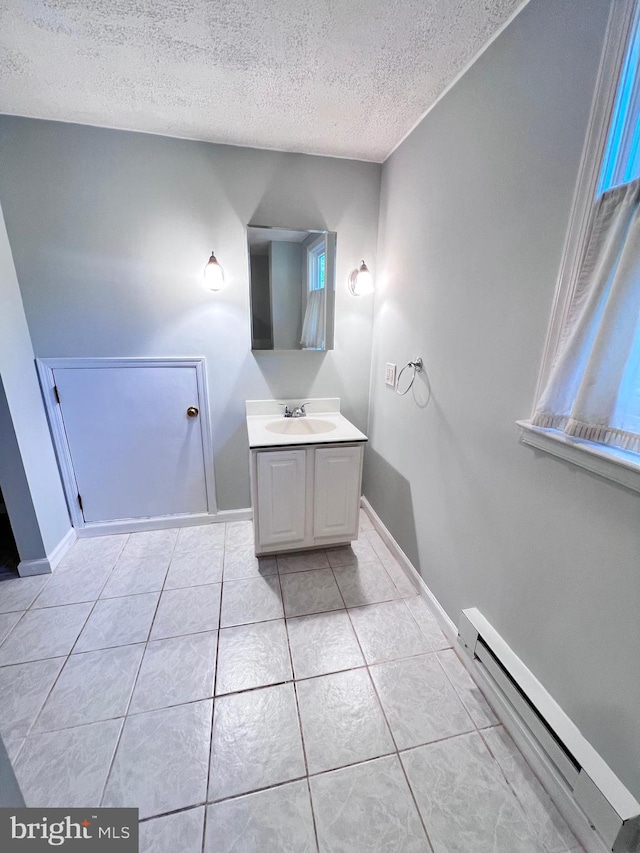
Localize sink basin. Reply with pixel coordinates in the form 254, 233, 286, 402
265, 418, 338, 436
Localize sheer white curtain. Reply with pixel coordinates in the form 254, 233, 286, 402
533, 176, 640, 452
300, 289, 325, 349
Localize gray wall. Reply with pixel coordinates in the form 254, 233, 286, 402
0, 203, 71, 563
249, 254, 272, 347
0, 119, 380, 510
270, 241, 303, 349
367, 0, 640, 796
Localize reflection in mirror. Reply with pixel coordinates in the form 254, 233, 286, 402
247, 225, 336, 351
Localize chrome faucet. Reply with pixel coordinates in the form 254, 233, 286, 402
280, 402, 310, 418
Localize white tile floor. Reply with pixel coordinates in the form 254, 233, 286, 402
0, 515, 582, 853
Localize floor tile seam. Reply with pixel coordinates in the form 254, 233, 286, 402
59, 581, 109, 659
276, 567, 322, 853
53, 534, 131, 610
34, 586, 157, 610
276, 549, 330, 574
278, 563, 339, 577
23, 649, 83, 739
214, 659, 376, 697
0, 603, 30, 616
326, 556, 386, 572
375, 553, 416, 599
219, 609, 286, 630
102, 573, 220, 599
433, 646, 500, 729
476, 725, 566, 851
207, 770, 310, 807
0, 608, 29, 651
330, 564, 434, 846
99, 532, 181, 808
200, 805, 209, 853
338, 587, 406, 609
362, 527, 390, 562
22, 711, 130, 740
397, 728, 502, 760
3, 650, 73, 747
138, 801, 204, 824
305, 777, 322, 853
361, 645, 435, 850
205, 529, 227, 818
173, 544, 225, 559
395, 748, 437, 853
356, 645, 455, 668
363, 658, 482, 742
276, 570, 309, 777
148, 534, 212, 640
428, 652, 479, 733
0, 650, 69, 669
205, 750, 402, 805
3, 626, 229, 666
202, 748, 454, 821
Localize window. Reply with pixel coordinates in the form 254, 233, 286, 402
519, 0, 640, 492
300, 236, 327, 349
307, 238, 327, 293
599, 7, 640, 194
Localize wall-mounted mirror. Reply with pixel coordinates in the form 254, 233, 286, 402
247, 225, 336, 351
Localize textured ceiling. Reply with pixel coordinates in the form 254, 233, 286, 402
0, 0, 525, 162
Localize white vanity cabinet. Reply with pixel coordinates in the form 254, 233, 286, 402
251, 442, 364, 555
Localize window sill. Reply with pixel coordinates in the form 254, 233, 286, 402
516, 420, 640, 494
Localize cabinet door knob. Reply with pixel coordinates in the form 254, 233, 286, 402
187, 406, 199, 418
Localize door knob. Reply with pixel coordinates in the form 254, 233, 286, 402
186, 406, 199, 418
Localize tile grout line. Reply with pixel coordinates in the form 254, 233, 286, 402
98, 529, 180, 810
202, 522, 228, 853
337, 559, 438, 852
17, 535, 132, 753
476, 726, 576, 853
276, 552, 321, 853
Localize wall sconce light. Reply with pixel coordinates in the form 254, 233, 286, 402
348, 260, 374, 296
204, 250, 226, 291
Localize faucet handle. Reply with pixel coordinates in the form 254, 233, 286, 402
293, 402, 312, 417
278, 403, 293, 418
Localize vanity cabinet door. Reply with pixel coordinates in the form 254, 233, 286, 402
256, 449, 307, 547
313, 445, 362, 539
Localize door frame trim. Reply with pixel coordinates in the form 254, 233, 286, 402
36, 356, 217, 531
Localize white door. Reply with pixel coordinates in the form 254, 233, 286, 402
313, 445, 362, 539
52, 363, 209, 523
256, 449, 306, 547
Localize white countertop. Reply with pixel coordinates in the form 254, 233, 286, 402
245, 398, 368, 449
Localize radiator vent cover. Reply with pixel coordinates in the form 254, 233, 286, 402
458, 608, 640, 853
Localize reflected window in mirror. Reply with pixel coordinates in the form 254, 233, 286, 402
247, 225, 336, 351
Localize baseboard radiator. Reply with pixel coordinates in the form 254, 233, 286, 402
458, 608, 640, 853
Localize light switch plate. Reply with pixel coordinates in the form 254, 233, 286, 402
385, 363, 396, 386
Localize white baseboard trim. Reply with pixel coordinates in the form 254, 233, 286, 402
74, 508, 253, 538
360, 496, 456, 641
215, 508, 253, 523
359, 495, 611, 853
18, 526, 76, 577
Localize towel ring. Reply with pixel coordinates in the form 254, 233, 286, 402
396, 357, 423, 396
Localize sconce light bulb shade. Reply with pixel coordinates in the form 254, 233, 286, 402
204, 251, 226, 291
349, 260, 374, 296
